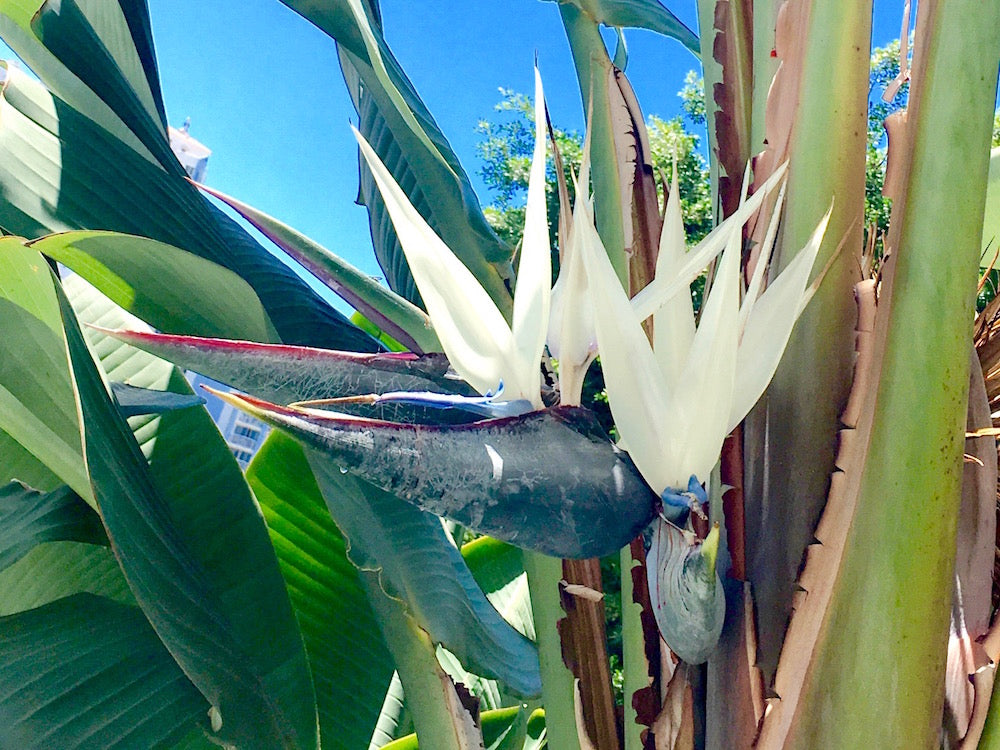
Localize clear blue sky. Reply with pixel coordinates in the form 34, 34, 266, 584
2, 1, 906, 291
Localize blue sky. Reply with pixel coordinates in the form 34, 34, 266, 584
2, 1, 906, 290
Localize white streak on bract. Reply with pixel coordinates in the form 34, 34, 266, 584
484, 443, 503, 483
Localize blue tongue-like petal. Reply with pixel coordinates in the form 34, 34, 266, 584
660, 475, 708, 522
371, 390, 535, 419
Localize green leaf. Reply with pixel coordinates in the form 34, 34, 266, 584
0, 239, 90, 502
0, 480, 106, 572
59, 279, 320, 749
247, 431, 396, 750
462, 537, 534, 641
197, 184, 441, 354
0, 427, 61, 490
109, 382, 205, 417
542, 0, 698, 55
29, 0, 177, 170
305, 456, 543, 698
31, 230, 277, 340
0, 593, 214, 749
281, 0, 514, 313
0, 5, 154, 157
982, 146, 1000, 260
0, 63, 378, 351
0, 540, 133, 616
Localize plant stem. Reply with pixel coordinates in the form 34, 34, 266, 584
361, 572, 478, 750
558, 3, 628, 286
743, 0, 871, 683
523, 551, 582, 750
785, 1, 1000, 745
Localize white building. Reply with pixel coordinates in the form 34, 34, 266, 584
168, 118, 211, 183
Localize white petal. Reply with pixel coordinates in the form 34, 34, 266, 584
354, 128, 515, 398
738, 182, 786, 337
578, 203, 679, 495
665, 224, 740, 485
727, 206, 832, 431
549, 200, 597, 405
510, 69, 550, 409
653, 163, 696, 391
631, 163, 788, 324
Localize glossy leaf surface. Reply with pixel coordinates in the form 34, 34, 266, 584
60, 281, 320, 749
0, 593, 212, 749
247, 431, 396, 749
0, 480, 106, 572
307, 459, 543, 698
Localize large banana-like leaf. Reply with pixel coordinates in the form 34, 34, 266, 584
0, 59, 378, 352
281, 0, 514, 313
0, 480, 106, 571
197, 183, 441, 353
0, 238, 90, 501
0, 593, 214, 749
0, 539, 133, 616
0, 427, 60, 490
219, 392, 658, 559
304, 457, 543, 698
247, 431, 396, 750
0, 1, 155, 159
31, 231, 277, 340
28, 0, 177, 169
544, 0, 698, 54
57, 273, 320, 748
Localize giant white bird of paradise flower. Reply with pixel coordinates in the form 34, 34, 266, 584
569, 160, 830, 662
357, 63, 828, 663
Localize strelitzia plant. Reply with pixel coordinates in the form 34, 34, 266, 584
1, 0, 999, 748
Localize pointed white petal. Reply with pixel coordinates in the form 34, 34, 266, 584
665, 224, 740, 485
354, 128, 515, 397
578, 203, 680, 495
727, 207, 832, 432
510, 69, 550, 409
549, 199, 597, 405
631, 162, 788, 324
738, 182, 786, 336
653, 162, 696, 391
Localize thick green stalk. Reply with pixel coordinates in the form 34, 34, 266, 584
743, 0, 870, 680
695, 0, 721, 219
786, 1, 1000, 745
620, 544, 647, 750
361, 572, 478, 750
558, 3, 628, 285
523, 552, 582, 750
